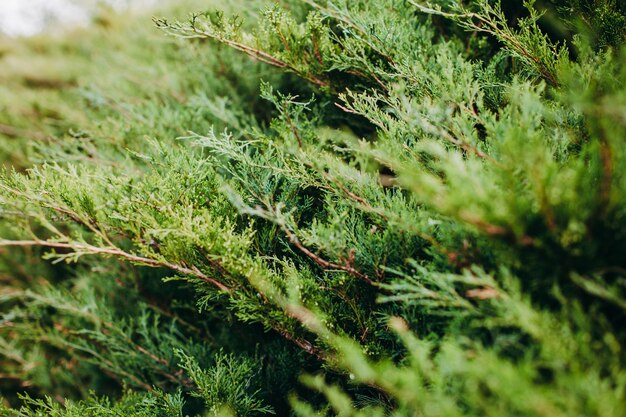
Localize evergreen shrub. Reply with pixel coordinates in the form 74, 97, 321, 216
1, 0, 625, 415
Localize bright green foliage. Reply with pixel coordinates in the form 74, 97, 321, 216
1, 0, 625, 416
177, 350, 273, 416
1, 390, 184, 417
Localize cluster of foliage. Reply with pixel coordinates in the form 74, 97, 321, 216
1, 0, 625, 415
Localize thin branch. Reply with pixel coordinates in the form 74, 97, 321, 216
0, 239, 232, 293
279, 227, 375, 285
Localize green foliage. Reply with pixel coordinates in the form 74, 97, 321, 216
1, 0, 626, 416
0, 390, 184, 417
177, 350, 273, 416
551, 0, 626, 48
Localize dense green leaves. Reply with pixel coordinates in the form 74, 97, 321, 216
1, 0, 625, 415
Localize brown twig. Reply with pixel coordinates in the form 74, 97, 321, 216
280, 227, 374, 285
271, 319, 325, 360
0, 239, 232, 293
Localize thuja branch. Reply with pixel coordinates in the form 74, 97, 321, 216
301, 0, 395, 65
154, 17, 329, 88
0, 239, 232, 292
410, 0, 561, 86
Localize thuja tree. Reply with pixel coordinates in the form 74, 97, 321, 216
1, 0, 625, 416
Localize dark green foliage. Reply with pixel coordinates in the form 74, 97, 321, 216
550, 0, 626, 47
1, 0, 625, 416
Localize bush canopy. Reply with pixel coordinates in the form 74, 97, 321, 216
1, 0, 625, 416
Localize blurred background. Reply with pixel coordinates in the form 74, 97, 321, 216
0, 0, 262, 406
0, 0, 157, 36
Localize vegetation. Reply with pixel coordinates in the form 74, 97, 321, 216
1, 0, 625, 416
